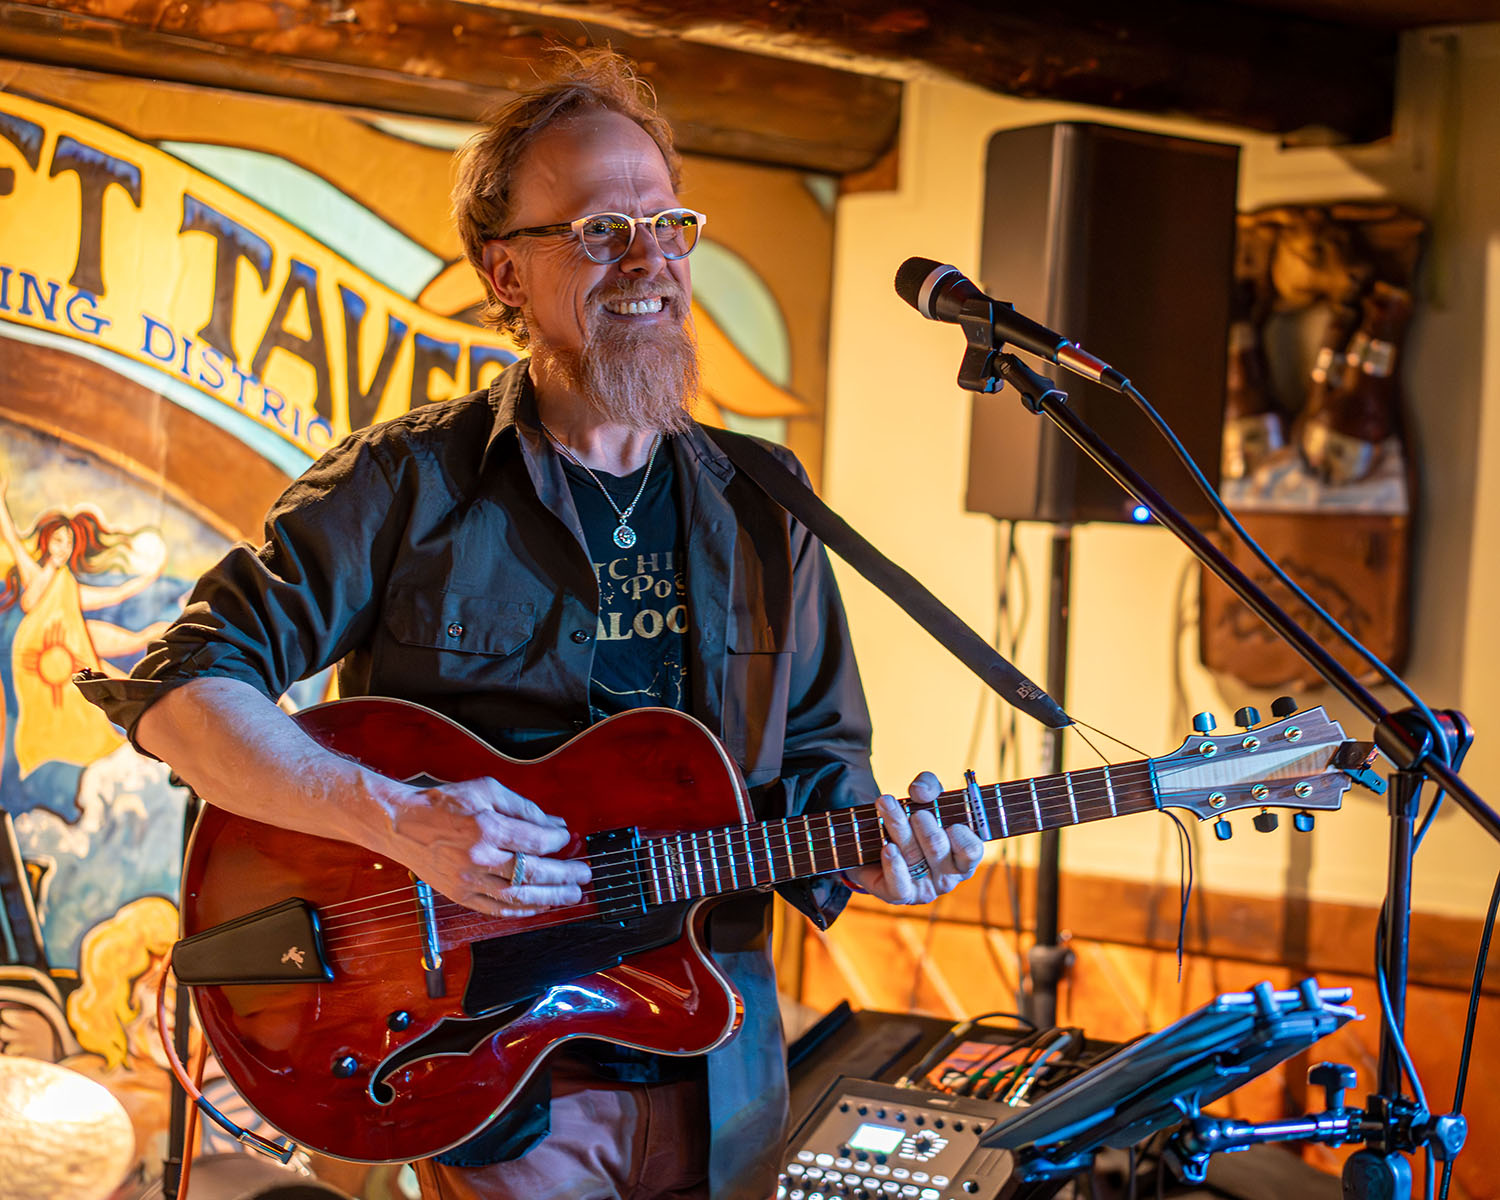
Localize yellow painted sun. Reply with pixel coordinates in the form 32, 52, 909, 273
19, 620, 90, 706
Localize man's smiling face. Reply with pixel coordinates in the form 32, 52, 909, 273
485, 108, 692, 361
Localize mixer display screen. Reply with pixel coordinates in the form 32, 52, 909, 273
846, 1123, 905, 1154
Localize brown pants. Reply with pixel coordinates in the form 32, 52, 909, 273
414, 1059, 711, 1200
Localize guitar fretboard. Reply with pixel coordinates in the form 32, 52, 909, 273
633, 760, 1158, 907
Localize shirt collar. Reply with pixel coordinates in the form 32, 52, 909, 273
481, 358, 542, 471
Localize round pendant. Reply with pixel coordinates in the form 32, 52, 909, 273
612, 524, 637, 549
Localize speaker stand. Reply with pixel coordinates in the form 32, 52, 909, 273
1022, 524, 1076, 1029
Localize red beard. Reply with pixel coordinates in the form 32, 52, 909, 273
530, 282, 700, 434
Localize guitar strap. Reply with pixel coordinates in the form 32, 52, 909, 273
703, 426, 1071, 730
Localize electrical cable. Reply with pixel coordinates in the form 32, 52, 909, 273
1114, 372, 1490, 1182
1160, 808, 1195, 982
989, 1030, 1052, 1101
1068, 720, 1193, 980
1438, 864, 1500, 1200
154, 950, 295, 1163
899, 1008, 1036, 1090
1008, 1030, 1074, 1104
1373, 916, 1429, 1113
176, 1043, 208, 1200
967, 1030, 1042, 1099
1119, 378, 1451, 767
1414, 794, 1443, 851
959, 1025, 1052, 1100
1416, 726, 1469, 852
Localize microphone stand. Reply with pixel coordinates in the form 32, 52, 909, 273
963, 343, 1493, 1197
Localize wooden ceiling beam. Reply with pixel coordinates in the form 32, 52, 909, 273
0, 0, 902, 173
0, 0, 1400, 162
559, 0, 1399, 144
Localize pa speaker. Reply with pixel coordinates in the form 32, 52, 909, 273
965, 122, 1238, 526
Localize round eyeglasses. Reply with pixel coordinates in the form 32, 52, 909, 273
495, 208, 707, 265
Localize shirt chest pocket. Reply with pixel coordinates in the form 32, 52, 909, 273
721, 612, 797, 785
384, 587, 535, 661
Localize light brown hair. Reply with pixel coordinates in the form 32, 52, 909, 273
452, 48, 682, 345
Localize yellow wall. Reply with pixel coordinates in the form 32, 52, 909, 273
825, 25, 1500, 919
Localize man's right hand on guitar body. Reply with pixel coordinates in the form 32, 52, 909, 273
379, 776, 591, 918
134, 676, 590, 919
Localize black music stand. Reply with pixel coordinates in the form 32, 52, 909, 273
978, 979, 1358, 1185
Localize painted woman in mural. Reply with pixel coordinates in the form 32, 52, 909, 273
63, 895, 188, 1190
0, 475, 173, 776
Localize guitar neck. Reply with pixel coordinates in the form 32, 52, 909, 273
632, 759, 1158, 906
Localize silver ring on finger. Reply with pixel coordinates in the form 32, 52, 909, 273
511, 850, 528, 887
908, 859, 930, 881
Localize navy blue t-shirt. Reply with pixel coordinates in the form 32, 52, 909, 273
560, 446, 690, 723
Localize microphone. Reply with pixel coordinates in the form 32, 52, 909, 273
893, 257, 1128, 392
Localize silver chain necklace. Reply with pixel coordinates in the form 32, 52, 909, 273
541, 421, 663, 549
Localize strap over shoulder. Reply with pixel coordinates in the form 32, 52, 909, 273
702, 427, 1070, 730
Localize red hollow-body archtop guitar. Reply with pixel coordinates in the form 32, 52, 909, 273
174, 697, 1376, 1162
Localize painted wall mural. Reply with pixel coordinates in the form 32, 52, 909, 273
0, 60, 835, 1195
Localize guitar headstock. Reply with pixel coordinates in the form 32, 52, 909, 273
1152, 705, 1379, 825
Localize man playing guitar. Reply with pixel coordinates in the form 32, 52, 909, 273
79, 48, 984, 1200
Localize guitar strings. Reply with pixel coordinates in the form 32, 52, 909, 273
315, 763, 1162, 926
312, 754, 1312, 968
315, 753, 1310, 958
312, 745, 1304, 930
316, 780, 1106, 960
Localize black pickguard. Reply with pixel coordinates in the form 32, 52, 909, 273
462, 901, 695, 1016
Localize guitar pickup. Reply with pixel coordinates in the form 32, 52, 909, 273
586, 826, 647, 923
173, 898, 334, 985
1334, 740, 1387, 795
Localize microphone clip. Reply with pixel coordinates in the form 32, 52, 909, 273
953, 302, 1068, 414
957, 340, 1002, 396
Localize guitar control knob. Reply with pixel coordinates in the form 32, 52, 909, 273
1271, 695, 1300, 719
1294, 811, 1316, 832
1192, 712, 1217, 734
1234, 705, 1261, 729
1214, 818, 1232, 841
331, 1054, 359, 1078
387, 1010, 412, 1031
1253, 809, 1279, 833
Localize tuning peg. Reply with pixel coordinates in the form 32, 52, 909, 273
1234, 705, 1261, 729
1271, 695, 1299, 719
1253, 809, 1279, 833
1213, 818, 1232, 841
1192, 712, 1218, 734
1294, 811, 1315, 832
